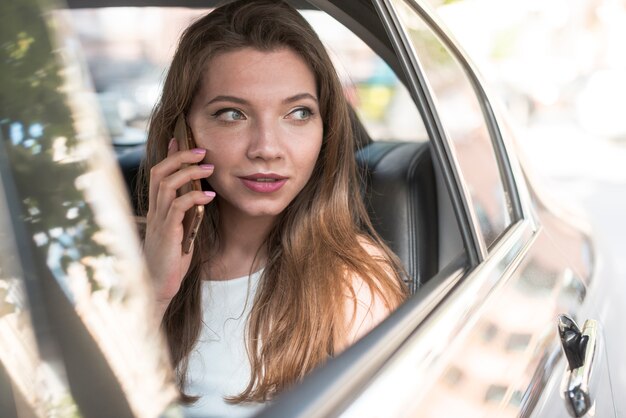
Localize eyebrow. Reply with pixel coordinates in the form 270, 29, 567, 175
282, 93, 318, 104
206, 95, 248, 106
206, 93, 318, 106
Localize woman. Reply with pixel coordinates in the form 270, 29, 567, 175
138, 0, 407, 416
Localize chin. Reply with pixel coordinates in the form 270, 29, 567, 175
238, 202, 289, 219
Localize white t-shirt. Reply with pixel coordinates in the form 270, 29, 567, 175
182, 270, 264, 418
181, 263, 389, 417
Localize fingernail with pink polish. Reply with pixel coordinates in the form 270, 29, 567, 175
203, 191, 216, 197
192, 148, 206, 154
199, 164, 214, 170
168, 138, 176, 150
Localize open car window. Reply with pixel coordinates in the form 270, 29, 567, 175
60, 4, 466, 283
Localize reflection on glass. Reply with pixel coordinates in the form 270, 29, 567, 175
393, 0, 513, 248
339, 230, 586, 418
0, 178, 81, 417
0, 0, 178, 416
304, 11, 427, 141
411, 249, 577, 417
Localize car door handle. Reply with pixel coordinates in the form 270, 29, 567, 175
557, 314, 600, 417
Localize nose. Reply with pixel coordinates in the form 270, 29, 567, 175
246, 119, 284, 161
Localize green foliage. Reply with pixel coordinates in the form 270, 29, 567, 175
0, 0, 108, 295
49, 393, 82, 418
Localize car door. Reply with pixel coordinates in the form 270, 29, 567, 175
347, 1, 615, 416
257, 0, 614, 417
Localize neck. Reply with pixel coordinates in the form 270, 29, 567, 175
210, 202, 277, 280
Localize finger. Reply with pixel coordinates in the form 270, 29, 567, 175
167, 137, 178, 156
164, 190, 216, 237
166, 163, 214, 194
153, 164, 214, 219
149, 138, 177, 213
152, 148, 207, 180
148, 146, 207, 215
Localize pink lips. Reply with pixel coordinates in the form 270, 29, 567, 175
239, 173, 288, 193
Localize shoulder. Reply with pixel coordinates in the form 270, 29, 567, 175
337, 273, 389, 353
335, 236, 398, 352
357, 235, 386, 259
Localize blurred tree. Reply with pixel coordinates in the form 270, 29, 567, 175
0, 0, 109, 297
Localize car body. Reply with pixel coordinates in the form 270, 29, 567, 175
0, 0, 620, 417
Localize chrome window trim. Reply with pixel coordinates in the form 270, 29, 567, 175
488, 102, 540, 230
382, 0, 528, 247
366, 0, 482, 266
399, 0, 525, 222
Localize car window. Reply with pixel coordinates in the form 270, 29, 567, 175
306, 11, 427, 142
0, 3, 179, 415
391, 0, 515, 249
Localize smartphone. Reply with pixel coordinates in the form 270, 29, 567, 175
173, 114, 205, 254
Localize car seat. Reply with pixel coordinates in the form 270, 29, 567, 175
356, 141, 439, 293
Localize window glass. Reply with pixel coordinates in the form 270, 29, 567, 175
306, 12, 427, 142
392, 0, 514, 248
57, 7, 200, 145
1, 4, 179, 414
0, 179, 80, 417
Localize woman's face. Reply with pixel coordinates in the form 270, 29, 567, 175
188, 47, 323, 221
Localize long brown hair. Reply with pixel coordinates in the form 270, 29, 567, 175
137, 0, 407, 404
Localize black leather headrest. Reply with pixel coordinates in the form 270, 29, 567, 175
356, 141, 438, 293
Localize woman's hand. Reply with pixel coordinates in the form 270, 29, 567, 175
143, 138, 215, 318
